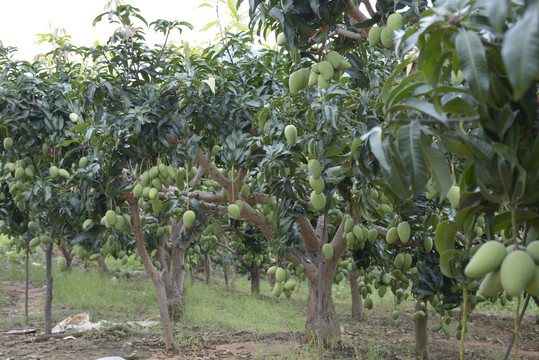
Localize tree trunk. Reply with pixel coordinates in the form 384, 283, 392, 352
97, 254, 109, 273
231, 265, 237, 287
25, 234, 29, 320
204, 252, 212, 285
251, 261, 260, 295
60, 244, 73, 271
414, 300, 429, 360
44, 226, 56, 335
223, 263, 229, 287
305, 268, 341, 349
348, 268, 362, 321
169, 232, 187, 321
268, 271, 275, 288
128, 197, 175, 351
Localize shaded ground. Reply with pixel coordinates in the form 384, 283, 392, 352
1, 280, 538, 359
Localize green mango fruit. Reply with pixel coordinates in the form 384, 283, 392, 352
183, 210, 195, 228
322, 243, 334, 260
500, 250, 536, 297
464, 241, 506, 278
368, 26, 381, 46
284, 124, 297, 146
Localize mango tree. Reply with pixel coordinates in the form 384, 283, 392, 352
362, 0, 539, 358
0, 37, 95, 334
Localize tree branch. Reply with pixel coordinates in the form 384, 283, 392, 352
329, 27, 368, 40
314, 215, 326, 244
298, 216, 318, 253
345, 0, 370, 24
245, 192, 269, 204
221, 224, 255, 238
196, 149, 230, 190
240, 201, 273, 241
362, 0, 375, 17
216, 237, 236, 254
189, 163, 206, 187
234, 168, 249, 192
329, 218, 346, 266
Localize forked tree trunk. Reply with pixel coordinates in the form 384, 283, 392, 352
415, 300, 429, 359
59, 244, 73, 271
204, 252, 212, 285
348, 268, 362, 321
251, 261, 260, 294
44, 226, 56, 335
128, 197, 175, 351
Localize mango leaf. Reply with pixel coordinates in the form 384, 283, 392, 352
455, 30, 489, 103
388, 98, 447, 124
439, 249, 465, 278
501, 2, 539, 100
491, 210, 539, 233
441, 97, 477, 117
434, 221, 457, 254
362, 126, 390, 171
380, 155, 413, 201
478, 0, 509, 32
308, 0, 320, 17
421, 138, 451, 200
397, 120, 427, 197
440, 134, 474, 157
455, 205, 482, 234
418, 29, 443, 87
384, 71, 423, 110
381, 60, 412, 103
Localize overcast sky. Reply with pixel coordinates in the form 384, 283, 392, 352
0, 0, 242, 61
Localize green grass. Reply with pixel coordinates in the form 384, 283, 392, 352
183, 280, 305, 334
53, 268, 157, 322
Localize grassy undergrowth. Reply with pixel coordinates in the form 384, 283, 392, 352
183, 281, 305, 333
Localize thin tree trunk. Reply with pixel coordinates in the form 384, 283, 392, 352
223, 263, 229, 287
97, 254, 109, 273
268, 270, 275, 288
349, 268, 362, 321
25, 234, 29, 321
251, 261, 260, 295
128, 197, 175, 351
231, 265, 237, 287
44, 226, 56, 335
204, 252, 212, 285
169, 231, 187, 321
415, 300, 429, 360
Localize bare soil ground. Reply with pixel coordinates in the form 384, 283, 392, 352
1, 280, 538, 360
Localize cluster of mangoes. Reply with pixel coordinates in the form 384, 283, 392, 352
3, 157, 35, 211
466, 240, 539, 298
333, 259, 354, 284
308, 159, 326, 211
267, 263, 301, 298
288, 51, 352, 95
342, 215, 378, 251
94, 210, 132, 232
385, 221, 410, 244
367, 13, 404, 48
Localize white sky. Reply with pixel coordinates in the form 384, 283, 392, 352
0, 0, 244, 61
